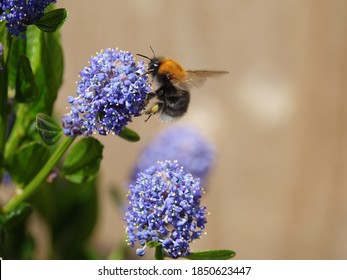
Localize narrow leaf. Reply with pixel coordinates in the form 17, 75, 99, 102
8, 36, 26, 90
118, 127, 140, 142
36, 113, 63, 145
186, 249, 236, 260
15, 55, 39, 102
35, 8, 68, 33
0, 21, 6, 47
62, 138, 104, 184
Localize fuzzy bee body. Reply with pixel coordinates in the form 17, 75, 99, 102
138, 50, 228, 121
146, 83, 190, 121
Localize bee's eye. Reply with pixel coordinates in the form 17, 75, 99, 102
148, 63, 158, 73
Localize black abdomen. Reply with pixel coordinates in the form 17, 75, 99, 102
157, 86, 191, 119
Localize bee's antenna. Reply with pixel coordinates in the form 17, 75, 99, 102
136, 53, 153, 62
149, 45, 155, 58
137, 46, 156, 61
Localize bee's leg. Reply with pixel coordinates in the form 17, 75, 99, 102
144, 101, 164, 122
145, 86, 166, 104
144, 91, 157, 106
134, 91, 158, 118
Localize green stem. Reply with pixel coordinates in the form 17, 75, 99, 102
4, 104, 31, 158
2, 136, 75, 213
155, 246, 165, 260
0, 66, 7, 163
0, 37, 12, 166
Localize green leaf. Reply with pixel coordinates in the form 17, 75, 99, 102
0, 21, 6, 45
15, 55, 39, 102
30, 27, 64, 114
34, 8, 68, 33
0, 203, 35, 259
62, 138, 104, 184
7, 37, 26, 90
4, 28, 64, 157
6, 142, 51, 185
10, 26, 64, 115
185, 249, 236, 260
118, 127, 140, 142
33, 30, 64, 113
25, 26, 43, 80
36, 113, 63, 145
147, 241, 162, 248
30, 177, 98, 259
155, 246, 165, 260
0, 203, 33, 229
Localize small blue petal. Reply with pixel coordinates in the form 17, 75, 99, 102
136, 248, 146, 257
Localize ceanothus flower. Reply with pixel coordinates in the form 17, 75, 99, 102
62, 48, 151, 137
131, 125, 215, 183
124, 160, 207, 258
0, 0, 57, 37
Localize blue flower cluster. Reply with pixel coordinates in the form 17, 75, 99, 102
62, 48, 151, 137
131, 125, 215, 183
125, 160, 207, 258
0, 0, 56, 37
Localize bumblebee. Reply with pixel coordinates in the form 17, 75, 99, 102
137, 48, 228, 121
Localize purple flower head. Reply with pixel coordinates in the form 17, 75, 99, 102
62, 48, 151, 137
124, 160, 207, 258
0, 0, 57, 37
131, 125, 215, 183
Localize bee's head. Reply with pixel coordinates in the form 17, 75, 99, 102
147, 57, 160, 75
137, 46, 159, 76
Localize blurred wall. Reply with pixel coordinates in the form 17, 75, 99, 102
55, 0, 347, 259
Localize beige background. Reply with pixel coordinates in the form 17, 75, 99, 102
52, 0, 347, 259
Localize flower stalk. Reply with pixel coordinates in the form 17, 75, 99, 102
155, 246, 165, 260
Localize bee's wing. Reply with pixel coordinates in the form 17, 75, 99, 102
175, 70, 229, 90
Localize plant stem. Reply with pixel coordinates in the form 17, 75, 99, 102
0, 37, 12, 167
155, 246, 165, 260
0, 65, 7, 163
2, 136, 75, 213
4, 104, 31, 158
